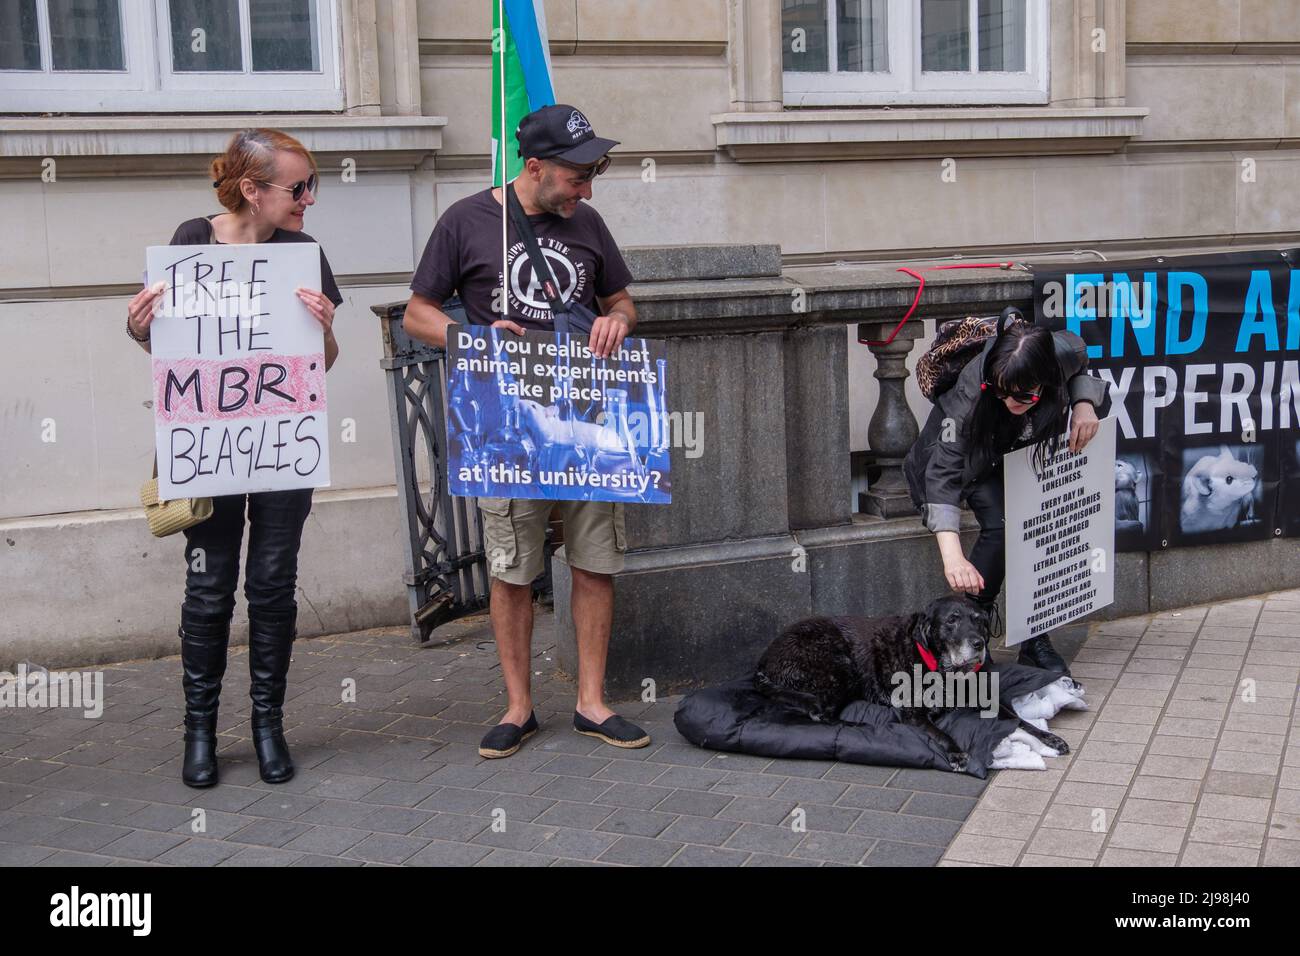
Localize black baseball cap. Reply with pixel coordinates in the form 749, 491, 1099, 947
516, 104, 619, 165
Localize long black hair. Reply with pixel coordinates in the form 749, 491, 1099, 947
965, 314, 1069, 475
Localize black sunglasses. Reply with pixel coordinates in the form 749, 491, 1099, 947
258, 172, 319, 202
982, 381, 1042, 404
551, 155, 611, 183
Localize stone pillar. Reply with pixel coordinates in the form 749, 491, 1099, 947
727, 0, 783, 111
784, 325, 852, 529
1049, 0, 1127, 109
377, 0, 423, 116
857, 321, 924, 519
341, 0, 382, 117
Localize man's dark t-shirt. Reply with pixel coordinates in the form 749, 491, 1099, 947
170, 215, 343, 306
410, 188, 632, 330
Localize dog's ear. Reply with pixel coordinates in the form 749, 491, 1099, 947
910, 612, 932, 649
981, 601, 1002, 639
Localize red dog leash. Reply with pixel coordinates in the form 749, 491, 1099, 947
861, 262, 1020, 347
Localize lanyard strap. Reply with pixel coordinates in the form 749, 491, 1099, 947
506, 182, 571, 332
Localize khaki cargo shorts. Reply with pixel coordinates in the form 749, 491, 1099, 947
477, 497, 627, 586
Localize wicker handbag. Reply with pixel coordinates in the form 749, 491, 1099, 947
140, 459, 213, 537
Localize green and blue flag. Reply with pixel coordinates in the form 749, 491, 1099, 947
492, 0, 556, 185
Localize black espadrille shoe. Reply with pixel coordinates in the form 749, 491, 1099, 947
478, 712, 539, 759
573, 712, 650, 749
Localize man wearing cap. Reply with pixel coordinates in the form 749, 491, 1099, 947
404, 104, 649, 759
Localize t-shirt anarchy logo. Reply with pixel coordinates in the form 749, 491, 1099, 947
503, 237, 589, 323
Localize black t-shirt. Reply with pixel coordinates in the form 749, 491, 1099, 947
410, 188, 632, 330
169, 215, 343, 306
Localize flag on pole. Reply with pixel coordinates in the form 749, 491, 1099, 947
492, 0, 556, 186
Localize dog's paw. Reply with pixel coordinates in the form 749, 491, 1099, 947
946, 750, 970, 773
1037, 731, 1069, 756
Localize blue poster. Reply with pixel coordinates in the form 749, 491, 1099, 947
446, 327, 671, 503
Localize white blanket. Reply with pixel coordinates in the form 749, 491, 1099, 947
989, 676, 1088, 771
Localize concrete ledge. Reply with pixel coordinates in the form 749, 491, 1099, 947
622, 243, 783, 282
0, 115, 447, 179
628, 265, 1033, 335
712, 107, 1149, 162
0, 487, 409, 670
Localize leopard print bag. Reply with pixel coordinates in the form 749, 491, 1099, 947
914, 309, 1028, 401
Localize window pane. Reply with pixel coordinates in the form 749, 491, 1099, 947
0, 0, 41, 71
48, 0, 125, 71
169, 0, 243, 72
978, 0, 1025, 72
250, 0, 320, 72
782, 0, 829, 73
921, 0, 970, 72
837, 0, 887, 73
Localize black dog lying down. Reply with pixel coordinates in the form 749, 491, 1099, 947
755, 595, 1068, 772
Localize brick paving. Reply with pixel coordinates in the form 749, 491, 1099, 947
940, 589, 1300, 867
0, 592, 1294, 867
1, 609, 988, 867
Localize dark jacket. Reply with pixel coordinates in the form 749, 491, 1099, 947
903, 329, 1107, 534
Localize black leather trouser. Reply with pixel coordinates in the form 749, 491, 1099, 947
178, 490, 313, 716
963, 467, 1006, 610
181, 489, 314, 624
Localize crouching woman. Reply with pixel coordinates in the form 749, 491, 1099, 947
903, 310, 1106, 672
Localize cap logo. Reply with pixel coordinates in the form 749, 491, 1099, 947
566, 110, 592, 138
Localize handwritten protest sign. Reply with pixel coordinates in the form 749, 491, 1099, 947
1004, 417, 1117, 646
446, 327, 670, 503
146, 243, 330, 498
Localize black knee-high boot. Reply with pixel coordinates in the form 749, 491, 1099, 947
180, 612, 231, 788
248, 609, 296, 783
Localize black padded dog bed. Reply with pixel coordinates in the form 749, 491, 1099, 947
673, 661, 1066, 778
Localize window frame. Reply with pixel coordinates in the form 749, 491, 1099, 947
0, 0, 152, 94
0, 0, 343, 113
783, 0, 1050, 107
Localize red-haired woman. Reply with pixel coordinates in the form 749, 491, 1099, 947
126, 129, 342, 787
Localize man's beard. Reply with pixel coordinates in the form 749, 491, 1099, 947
536, 177, 577, 218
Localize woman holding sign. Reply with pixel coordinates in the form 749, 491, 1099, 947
904, 311, 1106, 673
126, 129, 343, 787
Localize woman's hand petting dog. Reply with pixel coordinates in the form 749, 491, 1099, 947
943, 557, 985, 595
937, 531, 984, 596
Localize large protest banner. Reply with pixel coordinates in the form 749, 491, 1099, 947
446, 327, 670, 503
1004, 418, 1117, 646
1034, 250, 1299, 551
146, 243, 330, 498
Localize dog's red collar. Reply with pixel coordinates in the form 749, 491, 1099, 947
916, 642, 982, 673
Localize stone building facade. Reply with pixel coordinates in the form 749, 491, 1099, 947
2, 1, 1296, 663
